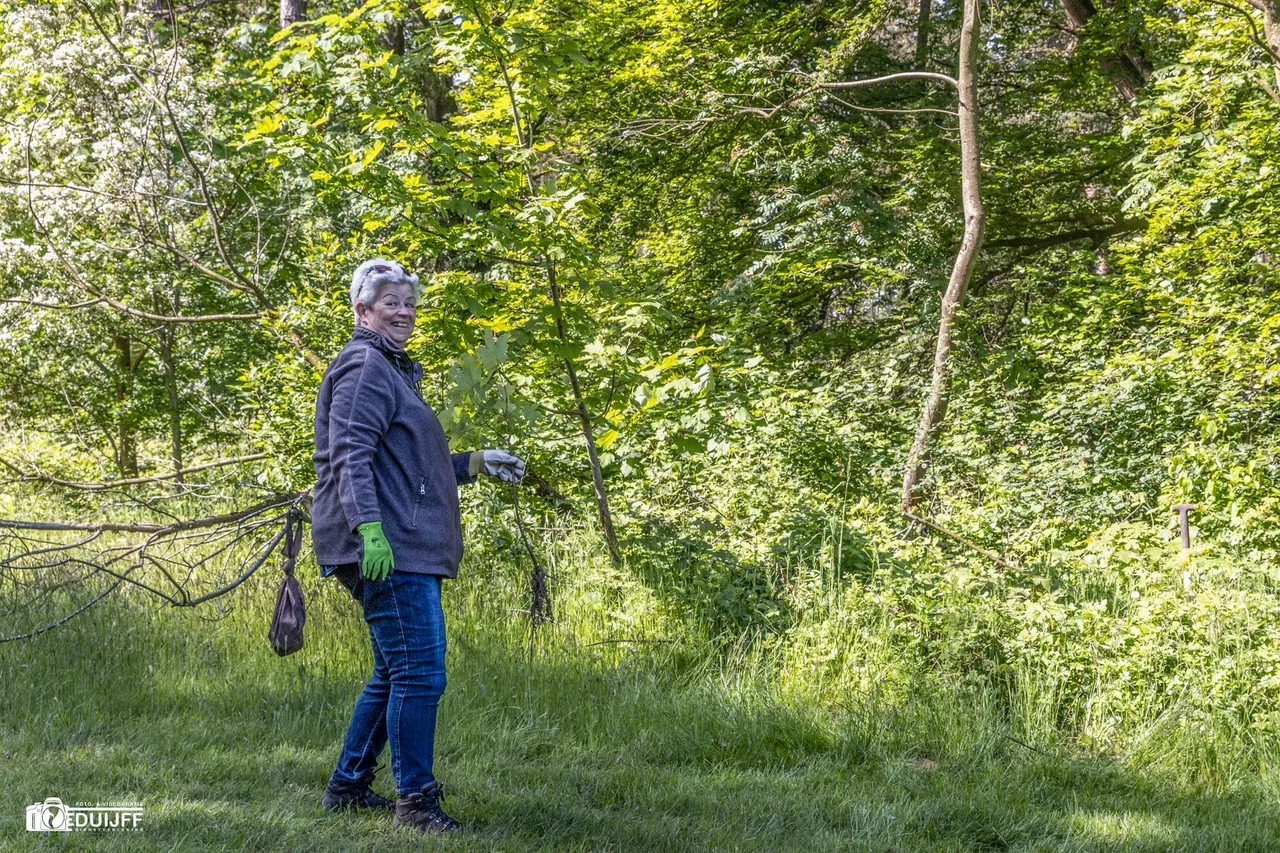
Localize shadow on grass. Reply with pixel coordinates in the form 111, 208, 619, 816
1, 589, 1278, 851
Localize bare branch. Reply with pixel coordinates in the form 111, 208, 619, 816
0, 297, 106, 310
0, 490, 305, 533
0, 530, 102, 565
0, 453, 268, 491
904, 510, 1018, 570
0, 578, 124, 643
818, 71, 959, 90
138, 235, 257, 293
178, 524, 284, 606
985, 219, 1146, 250
821, 91, 958, 118
6, 291, 262, 323
0, 176, 205, 206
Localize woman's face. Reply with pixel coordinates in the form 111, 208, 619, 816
357, 282, 417, 349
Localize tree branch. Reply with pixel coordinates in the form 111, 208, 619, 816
1201, 0, 1280, 64
0, 578, 124, 643
71, 0, 269, 304
12, 291, 262, 323
817, 71, 959, 90
0, 490, 304, 533
0, 453, 268, 490
0, 297, 105, 310
985, 219, 1145, 250
177, 524, 284, 606
903, 510, 1017, 570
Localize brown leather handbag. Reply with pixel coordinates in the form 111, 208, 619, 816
268, 512, 306, 656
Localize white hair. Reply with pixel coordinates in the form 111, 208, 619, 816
349, 258, 422, 323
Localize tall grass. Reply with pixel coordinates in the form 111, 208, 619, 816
1, 497, 1279, 849
0, 499, 1274, 845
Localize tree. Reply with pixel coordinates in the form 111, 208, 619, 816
1243, 0, 1280, 92
280, 0, 305, 29
900, 0, 985, 511
1057, 0, 1152, 100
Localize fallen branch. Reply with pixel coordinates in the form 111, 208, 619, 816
0, 453, 268, 490
0, 577, 124, 643
0, 502, 307, 641
178, 522, 285, 606
902, 510, 1018, 570
0, 490, 304, 533
581, 638, 672, 647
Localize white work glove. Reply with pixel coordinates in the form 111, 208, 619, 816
469, 449, 526, 484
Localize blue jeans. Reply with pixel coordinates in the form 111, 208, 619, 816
325, 565, 447, 796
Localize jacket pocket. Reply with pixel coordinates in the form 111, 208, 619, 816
410, 479, 425, 529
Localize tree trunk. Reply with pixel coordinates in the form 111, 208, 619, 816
381, 19, 405, 55
901, 0, 986, 512
915, 0, 933, 68
1058, 0, 1150, 100
547, 263, 623, 565
422, 69, 457, 123
279, 0, 304, 29
1260, 0, 1280, 91
155, 295, 184, 486
113, 335, 139, 478
493, 47, 623, 564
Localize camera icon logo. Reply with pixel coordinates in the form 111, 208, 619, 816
26, 797, 71, 832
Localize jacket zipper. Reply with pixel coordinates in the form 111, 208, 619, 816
410, 479, 425, 529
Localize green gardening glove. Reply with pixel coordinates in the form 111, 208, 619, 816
356, 521, 394, 582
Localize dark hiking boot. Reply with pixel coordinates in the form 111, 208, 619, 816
393, 781, 463, 834
321, 775, 395, 812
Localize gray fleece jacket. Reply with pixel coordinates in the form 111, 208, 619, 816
311, 327, 475, 577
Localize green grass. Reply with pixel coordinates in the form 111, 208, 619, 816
2, 528, 1279, 852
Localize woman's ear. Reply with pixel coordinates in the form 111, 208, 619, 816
354, 302, 369, 324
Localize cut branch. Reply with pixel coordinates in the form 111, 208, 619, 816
0, 503, 306, 642
0, 490, 304, 533
0, 453, 268, 490
178, 524, 284, 606
0, 578, 124, 643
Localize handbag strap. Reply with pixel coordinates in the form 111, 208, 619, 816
281, 509, 303, 578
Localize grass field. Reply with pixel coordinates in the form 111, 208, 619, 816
2, 524, 1279, 852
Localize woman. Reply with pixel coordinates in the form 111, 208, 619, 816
310, 259, 524, 834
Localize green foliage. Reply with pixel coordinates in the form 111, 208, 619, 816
4, 0, 1280, 815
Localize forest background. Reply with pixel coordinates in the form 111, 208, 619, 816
1, 0, 1280, 848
